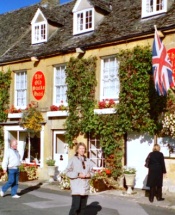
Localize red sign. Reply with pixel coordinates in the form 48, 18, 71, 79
167, 48, 175, 78
32, 71, 45, 100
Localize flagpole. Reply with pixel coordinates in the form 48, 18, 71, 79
154, 25, 157, 31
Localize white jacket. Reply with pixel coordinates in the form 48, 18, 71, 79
65, 156, 94, 195
2, 148, 21, 171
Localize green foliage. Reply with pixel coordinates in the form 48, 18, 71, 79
64, 46, 167, 178
0, 69, 11, 122
0, 69, 11, 155
65, 57, 97, 147
116, 45, 165, 135
20, 106, 44, 134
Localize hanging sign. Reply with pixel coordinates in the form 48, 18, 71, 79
32, 71, 45, 100
167, 48, 175, 79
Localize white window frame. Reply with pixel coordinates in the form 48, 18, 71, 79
142, 0, 167, 18
100, 56, 120, 101
32, 21, 47, 44
73, 8, 94, 35
14, 71, 27, 109
53, 65, 67, 106
88, 133, 105, 167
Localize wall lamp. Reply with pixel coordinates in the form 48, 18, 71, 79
76, 47, 85, 54
31, 56, 39, 62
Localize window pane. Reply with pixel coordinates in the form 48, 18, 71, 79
88, 133, 105, 167
54, 65, 67, 104
85, 10, 92, 29
41, 24, 46, 40
77, 13, 84, 31
34, 26, 40, 41
156, 0, 163, 11
15, 71, 27, 107
102, 57, 119, 99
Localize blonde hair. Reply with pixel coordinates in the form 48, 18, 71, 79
75, 142, 86, 155
152, 144, 160, 152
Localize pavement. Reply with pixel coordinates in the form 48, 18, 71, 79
18, 180, 175, 210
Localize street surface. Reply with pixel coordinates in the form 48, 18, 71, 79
0, 184, 174, 215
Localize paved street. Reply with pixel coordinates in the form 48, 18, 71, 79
0, 183, 174, 215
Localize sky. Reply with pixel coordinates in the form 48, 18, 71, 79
0, 0, 69, 14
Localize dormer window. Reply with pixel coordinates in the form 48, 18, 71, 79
142, 0, 167, 18
73, 8, 94, 35
31, 8, 48, 44
33, 22, 46, 43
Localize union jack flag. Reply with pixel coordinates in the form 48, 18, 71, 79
152, 30, 175, 96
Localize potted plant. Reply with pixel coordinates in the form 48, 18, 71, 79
123, 166, 136, 194
90, 168, 111, 192
20, 103, 44, 163
58, 172, 70, 190
46, 157, 56, 182
94, 99, 116, 114
19, 163, 38, 182
97, 99, 116, 109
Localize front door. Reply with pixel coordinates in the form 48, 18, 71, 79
53, 131, 68, 172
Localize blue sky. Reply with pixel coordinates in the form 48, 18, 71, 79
0, 0, 69, 14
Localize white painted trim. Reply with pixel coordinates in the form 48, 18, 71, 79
47, 111, 69, 117
31, 8, 47, 24
142, 0, 167, 18
72, 0, 82, 12
73, 8, 94, 35
8, 113, 23, 118
3, 125, 44, 168
94, 108, 116, 115
14, 71, 27, 109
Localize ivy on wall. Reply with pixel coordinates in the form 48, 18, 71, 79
116, 46, 166, 135
65, 56, 97, 147
65, 57, 123, 177
65, 46, 168, 178
0, 69, 11, 160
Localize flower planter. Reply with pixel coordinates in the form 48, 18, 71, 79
93, 179, 108, 192
47, 111, 69, 117
94, 108, 116, 115
47, 166, 55, 182
8, 113, 23, 118
19, 171, 28, 182
124, 174, 136, 194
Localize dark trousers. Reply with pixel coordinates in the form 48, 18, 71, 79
149, 186, 162, 201
69, 195, 88, 215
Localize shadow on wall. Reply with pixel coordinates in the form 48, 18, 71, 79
127, 132, 153, 145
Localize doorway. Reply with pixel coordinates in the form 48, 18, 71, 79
53, 131, 68, 172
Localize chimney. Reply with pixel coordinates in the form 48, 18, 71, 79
40, 0, 60, 8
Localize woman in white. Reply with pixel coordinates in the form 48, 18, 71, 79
66, 142, 94, 215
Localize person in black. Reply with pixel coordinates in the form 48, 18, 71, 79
145, 144, 166, 203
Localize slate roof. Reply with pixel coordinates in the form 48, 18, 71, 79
0, 0, 175, 64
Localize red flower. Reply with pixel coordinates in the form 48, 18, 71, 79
98, 99, 115, 109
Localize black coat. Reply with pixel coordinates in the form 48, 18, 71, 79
145, 151, 166, 187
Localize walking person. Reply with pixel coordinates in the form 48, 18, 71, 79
145, 143, 166, 203
66, 142, 95, 215
1, 139, 21, 198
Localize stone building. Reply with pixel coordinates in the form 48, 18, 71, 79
0, 0, 175, 191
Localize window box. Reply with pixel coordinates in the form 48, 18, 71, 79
47, 111, 69, 117
94, 108, 116, 115
8, 113, 23, 118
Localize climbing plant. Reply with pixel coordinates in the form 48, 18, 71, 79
65, 46, 168, 178
0, 69, 11, 160
65, 56, 97, 147
116, 45, 166, 135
